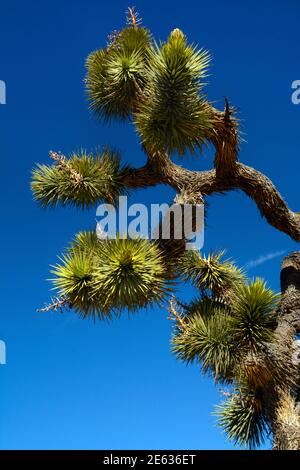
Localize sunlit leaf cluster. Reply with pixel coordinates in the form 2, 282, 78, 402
31, 149, 128, 208
51, 233, 168, 319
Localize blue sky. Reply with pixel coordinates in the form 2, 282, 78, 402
0, 0, 299, 450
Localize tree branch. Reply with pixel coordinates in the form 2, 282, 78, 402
211, 101, 239, 178
123, 156, 300, 242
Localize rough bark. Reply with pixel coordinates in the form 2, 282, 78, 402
262, 252, 300, 449
123, 155, 300, 242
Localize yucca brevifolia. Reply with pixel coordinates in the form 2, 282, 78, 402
172, 251, 300, 449
31, 8, 300, 449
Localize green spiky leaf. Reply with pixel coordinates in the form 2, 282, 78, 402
177, 251, 245, 295
68, 231, 102, 255
135, 29, 214, 155
231, 279, 278, 350
92, 237, 168, 310
51, 233, 170, 317
51, 250, 110, 320
86, 27, 152, 120
31, 149, 128, 208
215, 394, 268, 449
172, 309, 236, 380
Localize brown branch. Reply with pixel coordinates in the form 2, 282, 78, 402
37, 296, 69, 313
122, 155, 300, 242
121, 101, 299, 241
167, 297, 186, 330
211, 101, 239, 178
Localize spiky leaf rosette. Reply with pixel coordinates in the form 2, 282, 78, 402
31, 149, 128, 208
172, 308, 236, 381
216, 394, 268, 449
92, 237, 168, 310
86, 27, 152, 120
177, 250, 245, 296
52, 233, 169, 317
231, 279, 278, 351
52, 231, 116, 319
135, 29, 214, 155
51, 249, 110, 320
69, 230, 102, 255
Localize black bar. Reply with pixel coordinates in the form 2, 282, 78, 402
0, 450, 299, 467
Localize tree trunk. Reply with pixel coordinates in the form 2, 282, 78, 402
264, 252, 300, 449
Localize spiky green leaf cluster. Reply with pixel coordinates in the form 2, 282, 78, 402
177, 250, 245, 294
135, 29, 214, 154
215, 394, 268, 449
93, 237, 168, 309
231, 279, 278, 350
173, 307, 234, 379
86, 27, 152, 120
172, 277, 278, 378
51, 231, 108, 319
52, 251, 107, 319
172, 264, 279, 448
31, 149, 128, 208
51, 233, 168, 318
86, 24, 214, 155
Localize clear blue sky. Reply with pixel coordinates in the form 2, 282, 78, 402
0, 0, 299, 450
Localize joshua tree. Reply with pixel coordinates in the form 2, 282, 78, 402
31, 8, 300, 449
